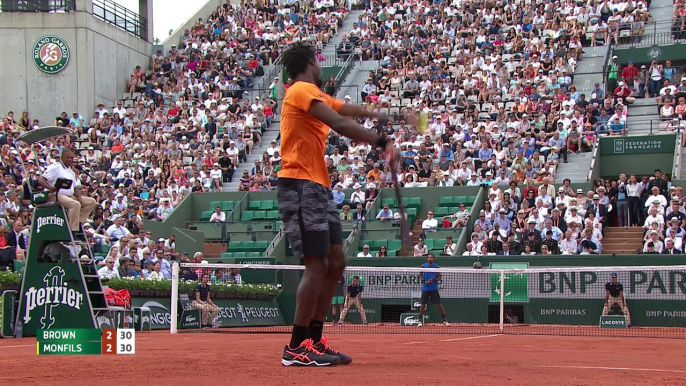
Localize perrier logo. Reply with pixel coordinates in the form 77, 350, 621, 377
23, 266, 84, 329
33, 36, 70, 74
36, 214, 65, 233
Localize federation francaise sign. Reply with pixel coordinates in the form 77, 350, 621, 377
33, 36, 70, 74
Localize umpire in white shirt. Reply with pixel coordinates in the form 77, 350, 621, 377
38, 149, 97, 232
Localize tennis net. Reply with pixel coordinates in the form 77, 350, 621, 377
170, 263, 686, 339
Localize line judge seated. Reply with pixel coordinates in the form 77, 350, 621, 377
37, 148, 97, 233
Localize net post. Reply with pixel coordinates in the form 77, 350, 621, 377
499, 270, 505, 334
170, 262, 179, 334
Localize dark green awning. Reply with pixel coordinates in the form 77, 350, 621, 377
17, 126, 71, 144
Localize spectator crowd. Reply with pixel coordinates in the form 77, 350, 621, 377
0, 0, 350, 273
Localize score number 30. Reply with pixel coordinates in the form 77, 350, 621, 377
102, 328, 136, 355
117, 330, 135, 354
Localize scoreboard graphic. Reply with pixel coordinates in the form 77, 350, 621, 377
36, 329, 135, 355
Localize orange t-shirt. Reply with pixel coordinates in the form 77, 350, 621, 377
279, 81, 343, 187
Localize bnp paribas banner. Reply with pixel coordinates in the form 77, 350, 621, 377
348, 267, 686, 300
347, 267, 686, 327
131, 297, 285, 330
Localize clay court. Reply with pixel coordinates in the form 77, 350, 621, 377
1, 330, 685, 385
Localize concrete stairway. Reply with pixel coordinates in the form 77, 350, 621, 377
626, 98, 661, 136
601, 227, 645, 254
221, 122, 280, 191
554, 151, 594, 183
553, 46, 607, 183
322, 10, 365, 57
336, 60, 379, 103
647, 0, 675, 36
573, 45, 608, 96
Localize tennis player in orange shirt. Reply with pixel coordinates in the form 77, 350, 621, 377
279, 43, 400, 367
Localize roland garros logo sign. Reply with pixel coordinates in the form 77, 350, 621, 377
33, 36, 70, 74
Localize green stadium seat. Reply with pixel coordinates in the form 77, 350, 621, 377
406, 208, 417, 224
252, 210, 266, 220
276, 221, 283, 229
260, 200, 275, 210
434, 207, 449, 217
424, 239, 435, 250
220, 252, 233, 258
406, 197, 421, 209
241, 211, 254, 221
387, 240, 402, 253
209, 201, 222, 210
233, 252, 247, 258
254, 241, 270, 251
439, 197, 453, 206
382, 198, 397, 207
447, 206, 459, 214
102, 244, 111, 254
265, 210, 279, 220
432, 239, 447, 251
387, 250, 397, 257
359, 240, 372, 249
246, 252, 262, 258
221, 201, 235, 211
454, 196, 466, 205
465, 196, 476, 205
239, 241, 255, 252
200, 210, 213, 221
372, 240, 388, 248
248, 201, 262, 210
227, 241, 242, 252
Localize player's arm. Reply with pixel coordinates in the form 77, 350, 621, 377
620, 289, 626, 305
309, 101, 380, 145
605, 289, 610, 303
418, 271, 423, 282
338, 103, 388, 120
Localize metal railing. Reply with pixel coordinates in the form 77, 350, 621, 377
626, 116, 684, 136
612, 19, 686, 48
672, 129, 682, 179
587, 139, 600, 182
615, 31, 686, 48
92, 0, 148, 41
0, 0, 75, 12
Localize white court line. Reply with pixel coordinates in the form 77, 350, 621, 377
403, 341, 425, 345
538, 365, 686, 374
442, 334, 500, 342
0, 344, 35, 349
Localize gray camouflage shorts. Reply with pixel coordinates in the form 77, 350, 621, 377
277, 178, 342, 259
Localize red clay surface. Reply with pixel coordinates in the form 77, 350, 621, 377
1, 331, 685, 385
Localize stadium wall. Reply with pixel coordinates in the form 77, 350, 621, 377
598, 134, 676, 177
0, 1, 152, 126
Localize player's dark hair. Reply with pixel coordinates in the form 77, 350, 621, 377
282, 43, 316, 79
352, 275, 360, 280
427, 253, 435, 258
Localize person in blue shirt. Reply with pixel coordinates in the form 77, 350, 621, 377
417, 253, 450, 327
332, 184, 346, 208
439, 143, 453, 160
